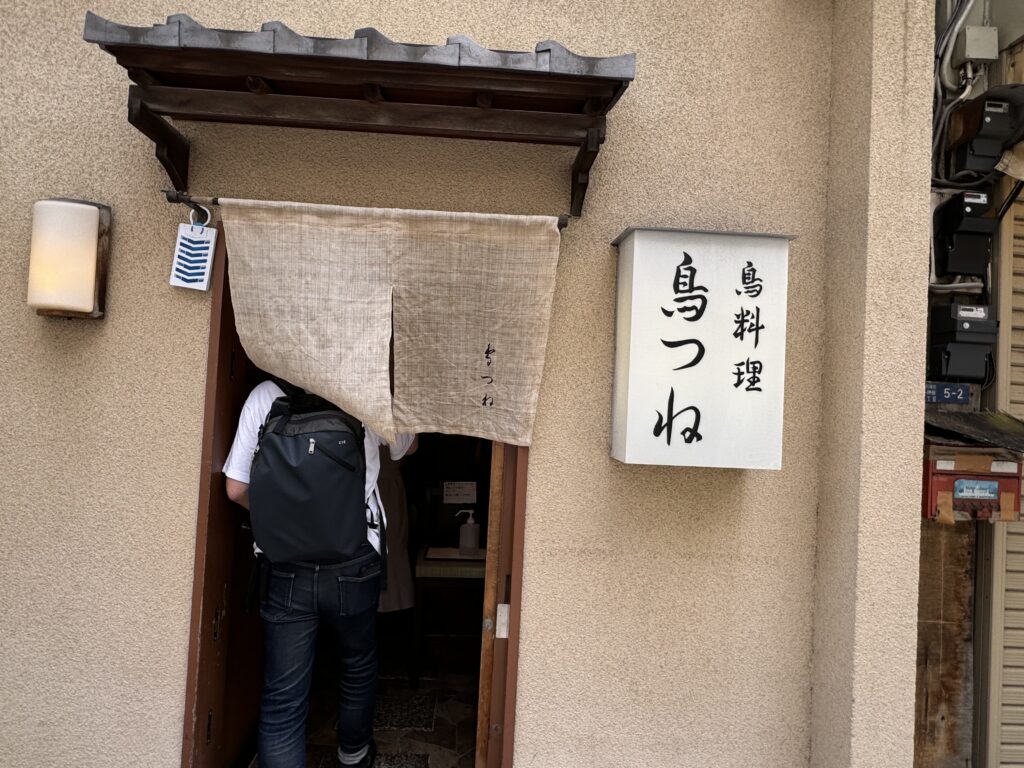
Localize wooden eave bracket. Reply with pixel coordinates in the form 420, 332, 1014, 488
85, 13, 634, 216
570, 126, 606, 217
128, 90, 190, 192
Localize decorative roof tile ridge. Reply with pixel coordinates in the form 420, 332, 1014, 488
83, 11, 181, 48
353, 27, 460, 66
260, 21, 365, 58
447, 35, 547, 72
535, 40, 635, 79
83, 12, 635, 79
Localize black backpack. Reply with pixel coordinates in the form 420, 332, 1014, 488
248, 387, 374, 563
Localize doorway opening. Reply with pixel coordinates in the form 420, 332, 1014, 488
306, 435, 491, 767
181, 235, 526, 768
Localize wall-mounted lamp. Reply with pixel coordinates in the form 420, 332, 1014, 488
26, 199, 110, 318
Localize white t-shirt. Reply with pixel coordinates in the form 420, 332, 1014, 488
222, 380, 415, 555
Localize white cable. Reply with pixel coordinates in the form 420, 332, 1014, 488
937, 0, 968, 57
933, 73, 975, 156
931, 281, 985, 289
933, 0, 968, 174
941, 0, 977, 91
930, 283, 985, 292
933, 63, 977, 181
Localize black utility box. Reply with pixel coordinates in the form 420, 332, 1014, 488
933, 192, 998, 277
929, 303, 997, 381
949, 99, 1016, 175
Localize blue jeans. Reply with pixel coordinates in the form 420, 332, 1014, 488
257, 545, 381, 768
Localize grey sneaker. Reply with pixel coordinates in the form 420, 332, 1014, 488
337, 739, 376, 768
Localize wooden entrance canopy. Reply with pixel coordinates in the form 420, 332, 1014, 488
84, 13, 635, 216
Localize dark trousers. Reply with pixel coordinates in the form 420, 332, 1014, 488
257, 546, 382, 768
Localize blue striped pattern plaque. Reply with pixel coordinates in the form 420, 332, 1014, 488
170, 224, 217, 291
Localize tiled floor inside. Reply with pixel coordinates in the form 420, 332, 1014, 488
301, 614, 481, 768
304, 673, 478, 768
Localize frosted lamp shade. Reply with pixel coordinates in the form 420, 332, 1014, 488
27, 199, 110, 318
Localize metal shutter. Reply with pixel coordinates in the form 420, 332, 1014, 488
1004, 201, 1024, 413
984, 181, 1024, 763
990, 196, 1024, 762
985, 524, 1024, 765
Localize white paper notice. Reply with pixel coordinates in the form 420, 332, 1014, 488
611, 229, 789, 470
443, 481, 477, 504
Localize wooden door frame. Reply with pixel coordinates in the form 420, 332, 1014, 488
182, 232, 530, 768
180, 228, 232, 767
477, 444, 529, 768
500, 446, 528, 767
181, 231, 263, 768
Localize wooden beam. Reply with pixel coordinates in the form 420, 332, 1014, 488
127, 67, 161, 87
109, 46, 620, 106
127, 89, 190, 191
135, 85, 599, 145
245, 75, 274, 94
362, 83, 384, 102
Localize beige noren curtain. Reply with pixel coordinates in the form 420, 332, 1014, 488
219, 200, 560, 445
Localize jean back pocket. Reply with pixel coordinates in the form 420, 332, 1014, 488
337, 566, 381, 617
260, 568, 295, 622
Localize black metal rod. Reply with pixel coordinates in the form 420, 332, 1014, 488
164, 189, 571, 229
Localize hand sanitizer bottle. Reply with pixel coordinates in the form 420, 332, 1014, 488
456, 509, 480, 556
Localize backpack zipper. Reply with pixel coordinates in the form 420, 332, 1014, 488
307, 437, 358, 472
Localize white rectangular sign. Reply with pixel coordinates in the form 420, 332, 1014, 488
443, 481, 477, 504
611, 229, 789, 469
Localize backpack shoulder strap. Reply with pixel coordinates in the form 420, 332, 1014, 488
262, 396, 293, 434
269, 376, 303, 399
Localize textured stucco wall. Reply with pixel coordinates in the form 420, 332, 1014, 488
810, 1, 932, 767
0, 1, 930, 767
0, 4, 213, 766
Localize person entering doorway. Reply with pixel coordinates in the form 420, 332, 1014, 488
223, 378, 416, 768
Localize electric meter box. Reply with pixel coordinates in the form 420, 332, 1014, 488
922, 444, 1022, 523
949, 100, 1016, 177
929, 303, 997, 381
933, 192, 997, 277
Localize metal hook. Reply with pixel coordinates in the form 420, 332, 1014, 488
189, 204, 212, 228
